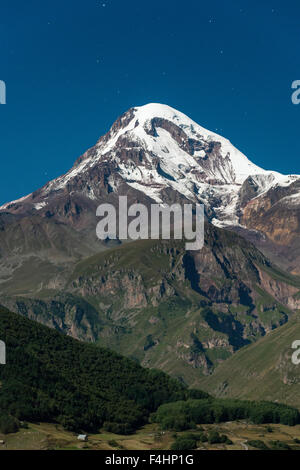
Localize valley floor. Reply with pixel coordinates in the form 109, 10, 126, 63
1, 422, 300, 451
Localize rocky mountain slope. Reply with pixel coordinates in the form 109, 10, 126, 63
1, 224, 299, 385
197, 314, 300, 409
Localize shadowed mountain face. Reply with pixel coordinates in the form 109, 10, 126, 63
0, 103, 299, 385
239, 178, 300, 274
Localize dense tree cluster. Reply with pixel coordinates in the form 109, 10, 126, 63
0, 414, 19, 434
170, 431, 232, 449
153, 398, 300, 430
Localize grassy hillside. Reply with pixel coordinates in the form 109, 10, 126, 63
3, 421, 300, 451
3, 421, 300, 450
198, 315, 300, 408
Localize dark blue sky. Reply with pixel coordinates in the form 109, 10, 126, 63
0, 0, 300, 205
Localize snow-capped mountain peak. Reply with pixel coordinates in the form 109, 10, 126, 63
95, 102, 268, 185
1, 103, 299, 231
131, 103, 265, 181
